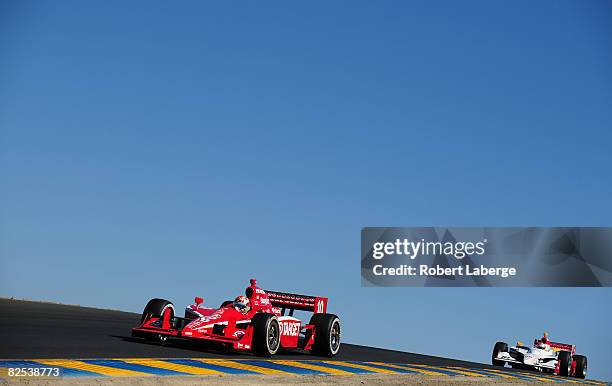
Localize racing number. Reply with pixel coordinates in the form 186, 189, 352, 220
316, 299, 324, 313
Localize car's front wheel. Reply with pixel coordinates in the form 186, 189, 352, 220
492, 342, 508, 367
141, 298, 174, 324
140, 298, 174, 343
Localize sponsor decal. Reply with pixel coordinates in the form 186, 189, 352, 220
280, 321, 301, 337
232, 330, 245, 338
189, 309, 225, 330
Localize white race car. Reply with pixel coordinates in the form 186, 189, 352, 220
492, 339, 587, 379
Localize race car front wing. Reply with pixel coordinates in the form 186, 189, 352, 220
495, 352, 557, 370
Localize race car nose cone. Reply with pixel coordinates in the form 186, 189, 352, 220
523, 354, 536, 365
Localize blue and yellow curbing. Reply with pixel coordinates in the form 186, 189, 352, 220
0, 358, 607, 384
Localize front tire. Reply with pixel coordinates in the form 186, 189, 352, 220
140, 298, 174, 343
252, 313, 280, 357
573, 355, 587, 379
141, 298, 174, 323
310, 313, 341, 357
492, 342, 508, 367
558, 351, 572, 376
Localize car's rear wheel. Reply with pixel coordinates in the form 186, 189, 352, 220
558, 351, 572, 376
573, 355, 587, 379
492, 342, 508, 367
309, 313, 341, 357
252, 313, 280, 357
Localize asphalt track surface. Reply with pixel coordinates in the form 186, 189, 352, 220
0, 298, 496, 367
3, 298, 600, 380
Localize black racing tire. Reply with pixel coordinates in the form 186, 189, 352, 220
141, 298, 174, 323
492, 341, 508, 367
309, 313, 341, 357
140, 298, 174, 344
572, 355, 587, 379
558, 351, 572, 376
251, 313, 280, 357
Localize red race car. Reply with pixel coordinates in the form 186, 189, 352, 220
131, 279, 341, 357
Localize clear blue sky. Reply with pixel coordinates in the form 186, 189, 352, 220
1, 0, 611, 380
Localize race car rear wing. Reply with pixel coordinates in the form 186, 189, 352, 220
535, 340, 576, 354
265, 290, 328, 314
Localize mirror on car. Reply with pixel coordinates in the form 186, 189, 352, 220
194, 297, 204, 306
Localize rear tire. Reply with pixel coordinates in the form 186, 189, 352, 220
309, 313, 341, 357
573, 355, 587, 379
492, 342, 508, 367
558, 351, 572, 376
252, 313, 280, 357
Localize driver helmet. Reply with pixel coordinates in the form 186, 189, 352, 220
233, 295, 250, 314
536, 332, 549, 349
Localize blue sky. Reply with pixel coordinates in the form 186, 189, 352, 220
1, 0, 611, 380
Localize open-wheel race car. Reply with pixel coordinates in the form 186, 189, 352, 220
492, 337, 587, 379
131, 279, 341, 357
